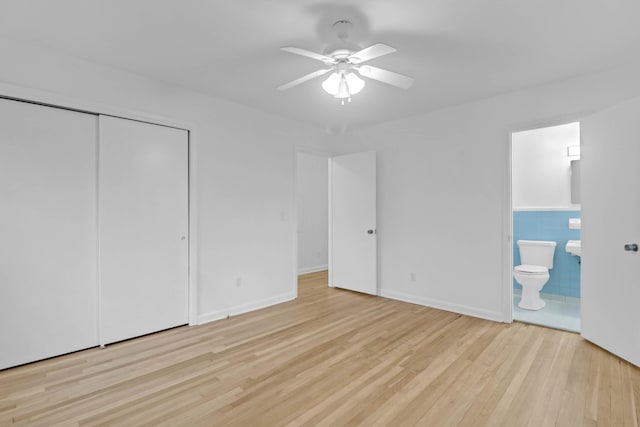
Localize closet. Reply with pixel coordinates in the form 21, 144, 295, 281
0, 99, 189, 370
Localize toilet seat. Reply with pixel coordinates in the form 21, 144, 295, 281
514, 264, 548, 275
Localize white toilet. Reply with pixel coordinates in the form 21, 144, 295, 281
513, 240, 557, 310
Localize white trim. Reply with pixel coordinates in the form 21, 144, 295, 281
0, 80, 200, 331
228, 292, 296, 317
96, 117, 103, 345
379, 289, 505, 323
373, 153, 378, 296
292, 148, 299, 300
0, 81, 193, 130
327, 157, 334, 288
503, 132, 514, 323
196, 309, 228, 325
509, 116, 587, 136
197, 292, 296, 325
298, 265, 329, 275
187, 128, 199, 326
513, 206, 581, 212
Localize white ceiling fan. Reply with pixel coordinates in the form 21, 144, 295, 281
278, 20, 414, 103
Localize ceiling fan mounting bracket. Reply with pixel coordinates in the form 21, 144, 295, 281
331, 20, 353, 41
325, 20, 359, 54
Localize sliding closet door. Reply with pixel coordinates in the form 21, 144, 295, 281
99, 116, 189, 345
0, 98, 98, 370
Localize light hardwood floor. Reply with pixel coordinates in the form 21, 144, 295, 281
1, 270, 639, 426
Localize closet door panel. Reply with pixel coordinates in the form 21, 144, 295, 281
99, 116, 188, 345
0, 98, 98, 370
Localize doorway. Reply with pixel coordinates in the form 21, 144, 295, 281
296, 151, 378, 296
510, 122, 581, 332
296, 152, 329, 278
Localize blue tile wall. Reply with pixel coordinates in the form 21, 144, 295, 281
513, 210, 581, 297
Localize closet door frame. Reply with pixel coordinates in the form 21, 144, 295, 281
0, 83, 199, 328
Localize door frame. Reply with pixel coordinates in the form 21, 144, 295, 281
0, 81, 199, 328
504, 113, 589, 323
328, 154, 333, 288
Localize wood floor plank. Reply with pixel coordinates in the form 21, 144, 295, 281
1, 270, 639, 426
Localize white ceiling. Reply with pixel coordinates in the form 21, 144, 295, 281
1, 0, 640, 132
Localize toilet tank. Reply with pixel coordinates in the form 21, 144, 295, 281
517, 240, 557, 269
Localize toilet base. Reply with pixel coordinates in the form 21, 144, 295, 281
518, 286, 546, 311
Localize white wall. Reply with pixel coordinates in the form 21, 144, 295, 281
512, 122, 580, 209
296, 152, 329, 274
329, 62, 640, 322
5, 36, 640, 326
0, 38, 328, 324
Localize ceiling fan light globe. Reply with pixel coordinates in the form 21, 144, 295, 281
321, 72, 340, 96
345, 72, 365, 95
321, 71, 365, 99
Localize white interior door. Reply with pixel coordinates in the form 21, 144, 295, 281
581, 97, 640, 367
99, 115, 189, 345
330, 151, 377, 295
0, 98, 98, 369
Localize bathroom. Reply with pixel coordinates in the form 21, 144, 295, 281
511, 122, 581, 332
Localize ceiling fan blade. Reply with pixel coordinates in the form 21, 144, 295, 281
281, 47, 336, 64
277, 68, 333, 91
356, 65, 414, 89
348, 43, 397, 64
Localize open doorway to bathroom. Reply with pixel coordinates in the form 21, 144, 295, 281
511, 122, 581, 332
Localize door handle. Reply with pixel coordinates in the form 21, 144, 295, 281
624, 243, 638, 252
367, 229, 376, 234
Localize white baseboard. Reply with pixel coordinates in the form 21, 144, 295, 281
298, 265, 328, 275
197, 309, 228, 325
379, 289, 505, 323
228, 292, 296, 317
197, 292, 296, 325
